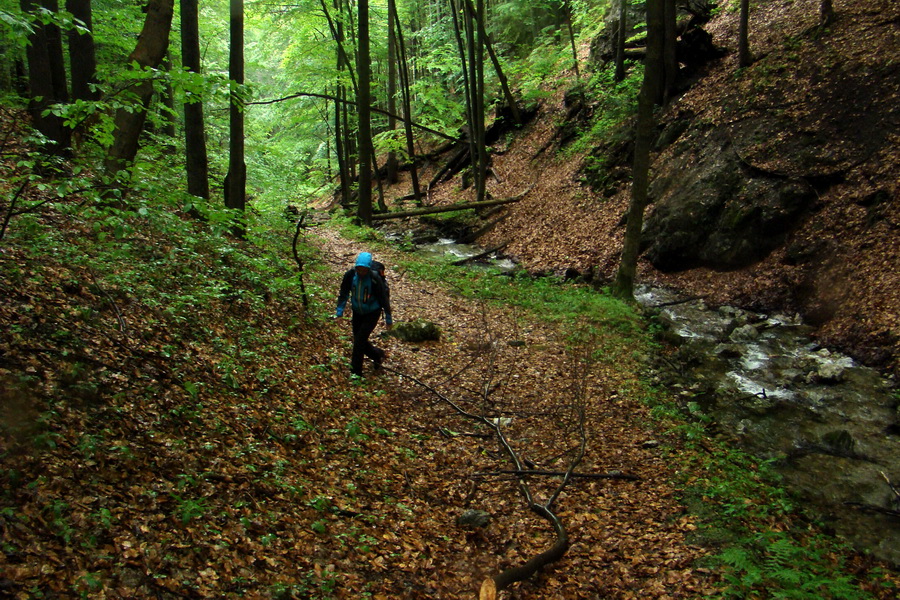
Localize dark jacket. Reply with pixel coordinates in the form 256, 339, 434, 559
336, 269, 393, 324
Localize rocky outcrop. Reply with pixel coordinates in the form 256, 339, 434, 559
641, 123, 817, 271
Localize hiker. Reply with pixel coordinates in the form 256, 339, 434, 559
335, 252, 393, 377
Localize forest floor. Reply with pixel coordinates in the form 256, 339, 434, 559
309, 228, 720, 598
0, 201, 729, 597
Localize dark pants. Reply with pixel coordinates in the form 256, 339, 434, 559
350, 310, 383, 376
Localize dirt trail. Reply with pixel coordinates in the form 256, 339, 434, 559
311, 227, 718, 598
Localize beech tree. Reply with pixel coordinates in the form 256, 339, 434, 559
356, 0, 373, 224
385, 0, 398, 184
663, 0, 677, 101
225, 0, 246, 214
613, 0, 664, 300
20, 0, 70, 152
103, 0, 174, 176
65, 0, 98, 101
614, 0, 627, 82
180, 0, 209, 201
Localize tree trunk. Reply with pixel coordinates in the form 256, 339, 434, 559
385, 0, 399, 184
328, 0, 351, 207
563, 0, 580, 80
159, 53, 176, 150
357, 0, 373, 225
738, 0, 751, 68
613, 0, 664, 301
370, 195, 522, 220
473, 0, 487, 203
180, 0, 210, 200
225, 0, 246, 214
42, 0, 69, 104
392, 6, 423, 206
663, 0, 677, 102
20, 0, 71, 152
614, 0, 627, 82
104, 0, 174, 175
464, 0, 520, 125
820, 0, 834, 27
450, 0, 476, 189
21, 0, 65, 150
65, 0, 98, 101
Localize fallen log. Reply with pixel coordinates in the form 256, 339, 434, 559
451, 242, 509, 266
370, 196, 523, 220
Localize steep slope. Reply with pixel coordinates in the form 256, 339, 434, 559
468, 0, 900, 374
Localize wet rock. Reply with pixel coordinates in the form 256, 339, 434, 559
815, 361, 847, 384
641, 127, 817, 271
822, 429, 857, 455
729, 324, 759, 342
714, 343, 743, 359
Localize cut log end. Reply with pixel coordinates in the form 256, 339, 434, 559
479, 577, 497, 600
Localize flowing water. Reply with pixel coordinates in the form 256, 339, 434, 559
637, 286, 900, 564
413, 237, 517, 271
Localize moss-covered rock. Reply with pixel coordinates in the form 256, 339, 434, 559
384, 319, 441, 343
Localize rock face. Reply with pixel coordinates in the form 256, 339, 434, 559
641, 125, 816, 271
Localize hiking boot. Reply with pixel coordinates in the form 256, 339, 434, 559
373, 349, 386, 370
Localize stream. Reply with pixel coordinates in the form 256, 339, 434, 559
637, 286, 900, 564
404, 236, 900, 563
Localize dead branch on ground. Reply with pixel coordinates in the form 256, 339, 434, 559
384, 312, 623, 596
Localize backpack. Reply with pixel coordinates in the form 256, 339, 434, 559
371, 260, 387, 282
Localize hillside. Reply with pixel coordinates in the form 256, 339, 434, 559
414, 0, 900, 376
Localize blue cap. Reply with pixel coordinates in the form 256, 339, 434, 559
355, 252, 373, 269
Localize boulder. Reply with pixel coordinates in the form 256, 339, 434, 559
384, 319, 441, 343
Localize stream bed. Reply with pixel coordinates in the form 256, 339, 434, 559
638, 286, 900, 564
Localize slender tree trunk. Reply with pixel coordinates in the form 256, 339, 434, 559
450, 0, 476, 182
322, 0, 355, 207
181, 0, 209, 200
159, 53, 176, 151
738, 0, 751, 68
663, 0, 677, 102
65, 0, 98, 101
180, 0, 210, 200
356, 0, 373, 225
473, 0, 487, 203
225, 0, 246, 215
464, 0, 520, 124
613, 0, 664, 301
386, 0, 398, 184
614, 0, 627, 82
563, 0, 580, 80
104, 0, 174, 175
392, 6, 423, 206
